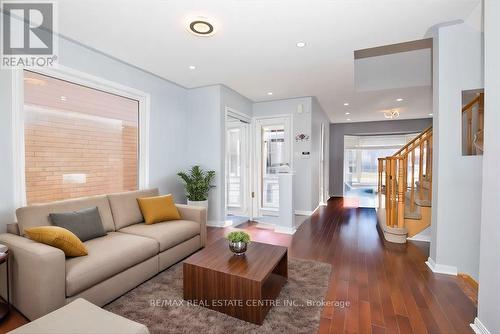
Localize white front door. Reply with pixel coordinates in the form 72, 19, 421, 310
255, 117, 292, 217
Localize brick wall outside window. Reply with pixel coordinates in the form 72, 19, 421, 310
24, 71, 139, 205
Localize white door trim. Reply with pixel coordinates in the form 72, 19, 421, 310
223, 107, 252, 220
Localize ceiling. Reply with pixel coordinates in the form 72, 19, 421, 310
55, 0, 480, 123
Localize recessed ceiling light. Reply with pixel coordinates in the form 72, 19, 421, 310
344, 102, 349, 106
347, 118, 351, 121
189, 65, 196, 70
396, 98, 404, 102
429, 113, 433, 116
267, 92, 273, 96
345, 112, 350, 115
296, 41, 306, 48
60, 96, 67, 101
188, 18, 215, 36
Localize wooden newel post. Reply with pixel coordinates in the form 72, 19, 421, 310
419, 140, 424, 201
397, 158, 405, 228
385, 158, 391, 227
391, 158, 397, 227
410, 149, 415, 211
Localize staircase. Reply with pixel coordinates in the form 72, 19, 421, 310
376, 126, 433, 243
463, 92, 484, 155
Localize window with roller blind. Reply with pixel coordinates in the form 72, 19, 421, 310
23, 70, 140, 205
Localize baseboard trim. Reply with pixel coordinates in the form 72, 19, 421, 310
207, 220, 231, 227
274, 226, 297, 235
471, 318, 491, 334
425, 257, 458, 276
294, 210, 313, 216
407, 234, 431, 242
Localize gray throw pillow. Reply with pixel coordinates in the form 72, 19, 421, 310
49, 207, 106, 242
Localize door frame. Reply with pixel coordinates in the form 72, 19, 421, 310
253, 114, 293, 217
223, 107, 252, 219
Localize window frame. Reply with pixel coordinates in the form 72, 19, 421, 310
12, 66, 151, 207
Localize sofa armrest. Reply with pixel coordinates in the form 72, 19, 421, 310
175, 204, 207, 247
0, 233, 66, 320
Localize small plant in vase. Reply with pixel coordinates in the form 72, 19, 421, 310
177, 165, 215, 208
226, 231, 251, 255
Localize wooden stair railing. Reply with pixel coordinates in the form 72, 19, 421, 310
462, 93, 484, 155
378, 127, 433, 229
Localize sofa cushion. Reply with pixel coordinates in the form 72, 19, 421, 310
16, 195, 115, 236
7, 298, 150, 334
119, 220, 200, 252
137, 195, 181, 225
49, 207, 106, 242
107, 188, 159, 230
25, 226, 88, 257
65, 232, 158, 297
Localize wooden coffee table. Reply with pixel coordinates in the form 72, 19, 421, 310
183, 239, 287, 325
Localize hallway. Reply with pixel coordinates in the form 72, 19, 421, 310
208, 197, 477, 334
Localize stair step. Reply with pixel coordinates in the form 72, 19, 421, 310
415, 179, 431, 190
405, 189, 432, 207
405, 200, 422, 219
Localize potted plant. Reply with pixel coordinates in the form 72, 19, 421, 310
226, 231, 251, 255
177, 165, 215, 208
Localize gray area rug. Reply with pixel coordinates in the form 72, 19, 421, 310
105, 258, 332, 334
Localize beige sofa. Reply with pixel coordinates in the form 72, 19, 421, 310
0, 188, 206, 321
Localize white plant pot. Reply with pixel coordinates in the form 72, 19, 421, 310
187, 200, 208, 208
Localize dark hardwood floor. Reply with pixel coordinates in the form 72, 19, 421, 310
0, 197, 476, 333
207, 197, 477, 334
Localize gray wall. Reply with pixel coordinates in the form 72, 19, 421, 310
329, 118, 432, 196
476, 0, 500, 331
0, 34, 189, 233
430, 20, 483, 280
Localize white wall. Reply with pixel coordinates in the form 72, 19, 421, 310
430, 20, 483, 279
475, 0, 500, 332
0, 35, 189, 233
185, 85, 223, 224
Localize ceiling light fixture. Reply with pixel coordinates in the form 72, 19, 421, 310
384, 109, 400, 119
429, 113, 433, 116
344, 102, 349, 106
60, 96, 67, 101
296, 41, 306, 48
267, 92, 273, 96
345, 112, 350, 115
347, 118, 351, 121
189, 65, 196, 70
188, 18, 215, 36
396, 98, 404, 102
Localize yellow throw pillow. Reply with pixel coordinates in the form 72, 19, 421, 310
137, 194, 181, 225
25, 226, 88, 257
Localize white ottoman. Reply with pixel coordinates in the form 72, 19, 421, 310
8, 298, 149, 334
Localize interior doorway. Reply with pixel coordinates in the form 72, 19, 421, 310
343, 133, 418, 207
224, 109, 251, 226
